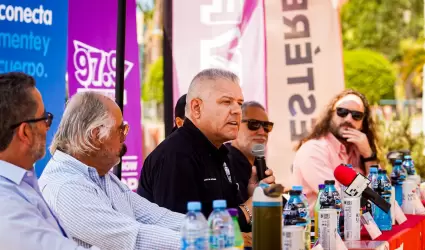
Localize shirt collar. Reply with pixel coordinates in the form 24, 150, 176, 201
0, 160, 31, 185
52, 150, 98, 177
325, 133, 348, 154
182, 119, 229, 158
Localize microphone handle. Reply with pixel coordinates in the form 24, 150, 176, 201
255, 156, 268, 181
363, 187, 391, 213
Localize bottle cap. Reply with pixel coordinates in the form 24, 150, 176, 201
213, 200, 227, 209
378, 169, 387, 174
292, 185, 303, 191
404, 155, 412, 159
324, 180, 335, 185
394, 159, 403, 164
370, 167, 378, 173
319, 184, 325, 190
289, 190, 302, 195
227, 208, 238, 217
187, 201, 201, 211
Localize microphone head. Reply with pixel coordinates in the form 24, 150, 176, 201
251, 144, 265, 157
334, 164, 358, 186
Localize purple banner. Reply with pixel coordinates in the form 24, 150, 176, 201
67, 0, 142, 191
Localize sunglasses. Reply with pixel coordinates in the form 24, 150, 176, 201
335, 107, 364, 121
10, 111, 54, 129
241, 119, 274, 133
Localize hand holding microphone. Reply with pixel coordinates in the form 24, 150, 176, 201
252, 144, 270, 181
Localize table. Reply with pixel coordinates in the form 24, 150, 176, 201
358, 214, 425, 250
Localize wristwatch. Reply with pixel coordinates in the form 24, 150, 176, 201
361, 152, 377, 163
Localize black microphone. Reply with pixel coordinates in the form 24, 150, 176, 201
252, 144, 268, 181
334, 165, 391, 213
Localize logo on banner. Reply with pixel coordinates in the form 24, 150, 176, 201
200, 0, 247, 84
72, 40, 133, 102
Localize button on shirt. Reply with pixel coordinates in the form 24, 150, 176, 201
292, 133, 364, 215
39, 151, 185, 250
138, 119, 250, 232
0, 160, 90, 250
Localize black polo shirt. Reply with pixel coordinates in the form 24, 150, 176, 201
225, 143, 252, 202
138, 119, 251, 232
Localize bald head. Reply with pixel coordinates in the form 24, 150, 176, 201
185, 68, 244, 147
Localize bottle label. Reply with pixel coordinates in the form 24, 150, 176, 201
209, 234, 234, 249
182, 237, 208, 250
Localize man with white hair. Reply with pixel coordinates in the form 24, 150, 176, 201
39, 92, 184, 250
138, 68, 275, 233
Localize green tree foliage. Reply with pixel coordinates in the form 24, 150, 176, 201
340, 0, 423, 61
344, 49, 396, 104
142, 56, 163, 103
377, 116, 425, 178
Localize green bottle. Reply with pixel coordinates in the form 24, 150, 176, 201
228, 208, 244, 249
314, 184, 325, 242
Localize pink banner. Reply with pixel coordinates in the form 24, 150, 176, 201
172, 0, 267, 107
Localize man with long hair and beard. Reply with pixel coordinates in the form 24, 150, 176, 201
292, 89, 379, 213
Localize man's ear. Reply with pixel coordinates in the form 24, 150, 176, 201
190, 98, 203, 119
16, 123, 32, 146
90, 127, 102, 148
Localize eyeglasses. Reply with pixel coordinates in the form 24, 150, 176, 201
119, 122, 130, 142
335, 107, 365, 121
241, 119, 274, 133
10, 112, 54, 129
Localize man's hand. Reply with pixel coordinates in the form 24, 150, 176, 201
342, 128, 373, 157
247, 166, 275, 197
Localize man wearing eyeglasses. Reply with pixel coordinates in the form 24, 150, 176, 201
292, 89, 379, 214
0, 72, 95, 249
38, 92, 185, 249
225, 101, 274, 202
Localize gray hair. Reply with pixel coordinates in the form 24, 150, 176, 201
50, 92, 115, 155
185, 68, 240, 115
241, 101, 265, 118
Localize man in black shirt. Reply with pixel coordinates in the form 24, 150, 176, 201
137, 68, 275, 232
225, 101, 274, 202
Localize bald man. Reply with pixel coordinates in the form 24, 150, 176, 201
138, 68, 275, 233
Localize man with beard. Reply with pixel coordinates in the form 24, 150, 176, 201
39, 92, 185, 250
292, 89, 379, 214
138, 68, 275, 233
226, 101, 274, 202
0, 72, 94, 249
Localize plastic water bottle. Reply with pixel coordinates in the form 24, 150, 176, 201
367, 166, 379, 215
283, 190, 308, 227
227, 209, 243, 249
391, 159, 406, 206
292, 186, 311, 250
181, 202, 209, 250
319, 180, 342, 237
208, 200, 234, 249
314, 184, 325, 243
374, 169, 392, 231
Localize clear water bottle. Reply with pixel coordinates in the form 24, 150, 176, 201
391, 159, 406, 206
292, 186, 311, 250
314, 184, 325, 243
367, 167, 379, 215
374, 169, 392, 231
319, 180, 342, 237
208, 200, 234, 249
181, 201, 209, 250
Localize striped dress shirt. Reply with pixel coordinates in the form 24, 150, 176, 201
39, 150, 185, 250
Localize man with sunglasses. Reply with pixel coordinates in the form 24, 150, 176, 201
39, 92, 185, 249
138, 68, 275, 234
292, 89, 379, 214
226, 101, 274, 201
0, 72, 95, 249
